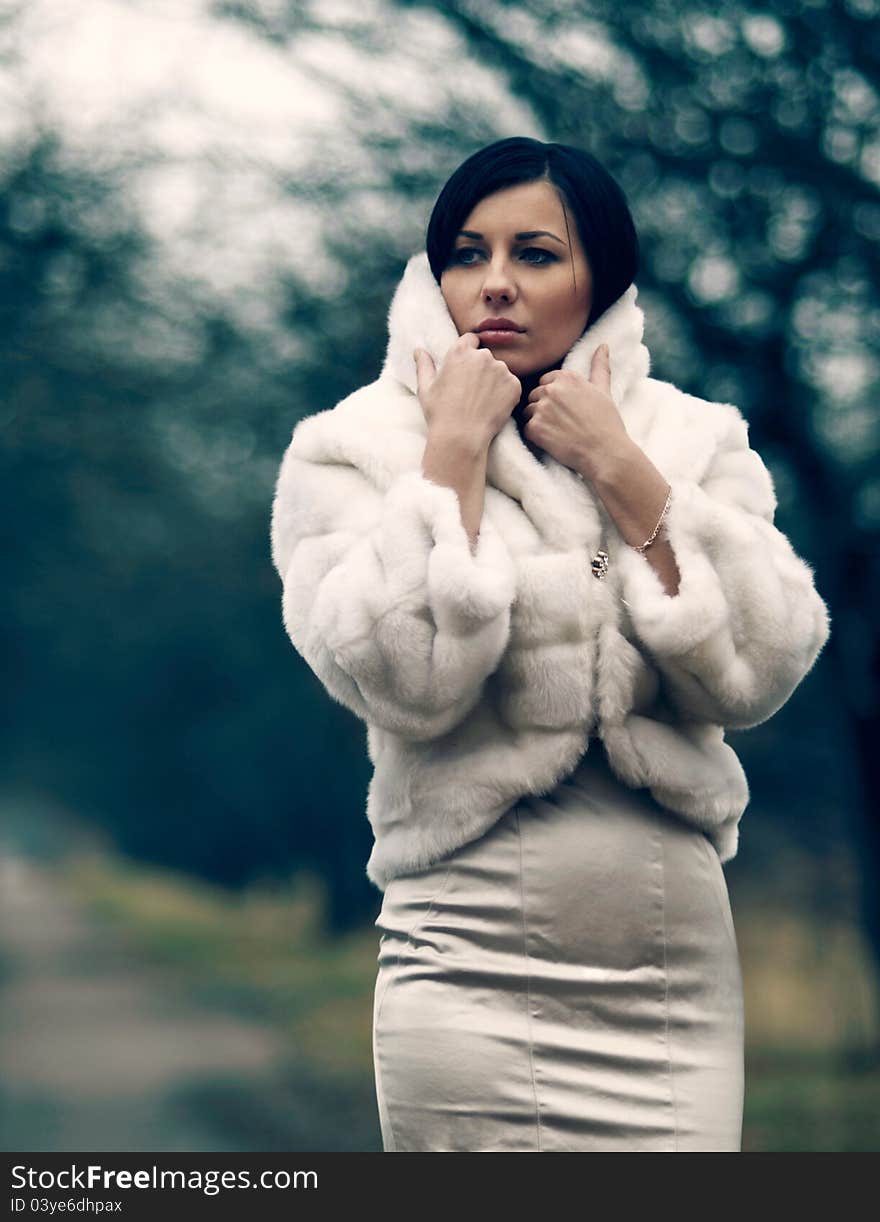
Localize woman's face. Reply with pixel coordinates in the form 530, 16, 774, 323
439, 178, 593, 380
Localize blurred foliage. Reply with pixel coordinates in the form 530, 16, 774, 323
59, 829, 880, 1150
0, 0, 876, 947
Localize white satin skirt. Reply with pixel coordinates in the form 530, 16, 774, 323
372, 741, 744, 1152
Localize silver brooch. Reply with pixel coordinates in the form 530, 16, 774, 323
591, 550, 609, 580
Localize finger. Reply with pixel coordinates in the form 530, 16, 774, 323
590, 343, 612, 393
458, 331, 480, 348
413, 348, 435, 392
538, 369, 560, 386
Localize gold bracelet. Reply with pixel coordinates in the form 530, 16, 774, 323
632, 485, 672, 555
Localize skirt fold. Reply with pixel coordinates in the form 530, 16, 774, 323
372, 744, 744, 1152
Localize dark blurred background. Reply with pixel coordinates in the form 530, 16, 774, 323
2, 0, 878, 1152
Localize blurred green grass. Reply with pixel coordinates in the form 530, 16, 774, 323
743, 1049, 880, 1151
64, 850, 378, 1085
62, 844, 880, 1152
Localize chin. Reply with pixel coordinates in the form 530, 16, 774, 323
496, 354, 534, 377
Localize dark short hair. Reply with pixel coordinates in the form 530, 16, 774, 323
426, 137, 639, 328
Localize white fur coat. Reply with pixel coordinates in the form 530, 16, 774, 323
270, 251, 831, 891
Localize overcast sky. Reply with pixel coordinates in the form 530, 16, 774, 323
0, 0, 541, 328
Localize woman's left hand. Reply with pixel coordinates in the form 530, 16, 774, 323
522, 344, 630, 482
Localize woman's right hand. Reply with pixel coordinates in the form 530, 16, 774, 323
413, 333, 522, 450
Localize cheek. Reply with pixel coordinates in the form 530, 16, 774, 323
528, 286, 588, 364
539, 277, 577, 323
442, 290, 464, 329
533, 286, 578, 341
441, 282, 467, 331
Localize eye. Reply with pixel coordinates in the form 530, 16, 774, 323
520, 247, 556, 265
449, 246, 483, 266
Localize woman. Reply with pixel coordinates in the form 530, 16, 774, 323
270, 138, 831, 1151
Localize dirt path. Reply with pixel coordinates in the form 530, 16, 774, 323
0, 841, 379, 1151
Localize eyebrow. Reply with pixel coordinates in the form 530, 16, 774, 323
457, 229, 567, 246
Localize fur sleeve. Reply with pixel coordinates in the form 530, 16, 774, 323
270, 440, 517, 741
614, 411, 831, 729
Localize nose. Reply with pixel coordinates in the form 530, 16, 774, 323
480, 255, 518, 305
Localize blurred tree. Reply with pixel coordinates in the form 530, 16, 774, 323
1, 0, 876, 958
0, 0, 539, 930
387, 0, 879, 1021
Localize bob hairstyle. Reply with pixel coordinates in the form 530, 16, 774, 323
426, 137, 639, 330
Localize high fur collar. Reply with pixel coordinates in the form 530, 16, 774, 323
375, 251, 654, 548
293, 252, 690, 549
381, 251, 652, 416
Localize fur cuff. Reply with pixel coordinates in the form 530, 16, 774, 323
383, 470, 517, 633
615, 478, 731, 657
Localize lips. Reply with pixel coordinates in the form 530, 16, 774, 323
475, 318, 524, 333
474, 318, 526, 345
